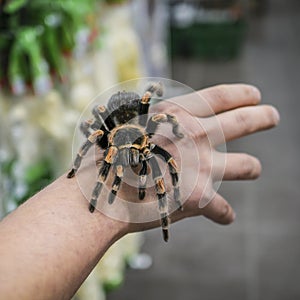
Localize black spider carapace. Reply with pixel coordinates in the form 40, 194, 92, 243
67, 82, 184, 242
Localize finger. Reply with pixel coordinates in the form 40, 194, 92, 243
199, 84, 261, 116
204, 105, 280, 145
201, 193, 235, 225
213, 152, 262, 181
156, 84, 262, 118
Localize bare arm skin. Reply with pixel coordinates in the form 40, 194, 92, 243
0, 84, 280, 300
0, 175, 126, 300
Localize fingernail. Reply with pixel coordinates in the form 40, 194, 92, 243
252, 86, 261, 100
232, 211, 236, 221
271, 107, 280, 124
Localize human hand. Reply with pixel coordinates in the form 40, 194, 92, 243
75, 84, 279, 236
146, 84, 280, 227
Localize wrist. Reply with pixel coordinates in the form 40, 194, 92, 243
56, 173, 129, 245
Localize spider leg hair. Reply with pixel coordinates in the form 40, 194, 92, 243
145, 113, 184, 138
67, 130, 104, 178
138, 82, 163, 126
138, 159, 148, 200
151, 144, 183, 211
92, 104, 115, 131
145, 113, 167, 136
148, 155, 170, 242
80, 119, 95, 137
166, 114, 184, 138
89, 146, 118, 212
108, 164, 124, 204
80, 117, 109, 148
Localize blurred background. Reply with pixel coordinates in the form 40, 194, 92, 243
0, 0, 299, 299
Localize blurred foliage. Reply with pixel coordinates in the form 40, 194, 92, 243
0, 0, 128, 95
1, 157, 54, 206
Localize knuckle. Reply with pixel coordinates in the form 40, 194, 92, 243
197, 125, 208, 140
156, 101, 179, 115
234, 110, 254, 134
210, 84, 230, 102
185, 117, 207, 140
200, 160, 212, 176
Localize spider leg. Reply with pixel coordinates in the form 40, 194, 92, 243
92, 105, 115, 130
130, 147, 140, 167
138, 82, 163, 126
107, 147, 140, 203
67, 130, 104, 178
108, 164, 124, 204
89, 146, 118, 212
145, 113, 184, 138
151, 144, 182, 211
138, 159, 148, 200
80, 117, 110, 149
148, 155, 170, 242
80, 119, 95, 137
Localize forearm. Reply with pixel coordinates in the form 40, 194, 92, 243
0, 175, 126, 300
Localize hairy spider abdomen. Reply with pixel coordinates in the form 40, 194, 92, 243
108, 91, 140, 124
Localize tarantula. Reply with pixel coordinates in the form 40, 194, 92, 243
67, 82, 184, 242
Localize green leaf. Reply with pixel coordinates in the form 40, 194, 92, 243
24, 159, 52, 185
4, 0, 28, 14
103, 275, 124, 292
0, 158, 15, 175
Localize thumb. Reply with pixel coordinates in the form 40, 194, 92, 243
201, 193, 236, 225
